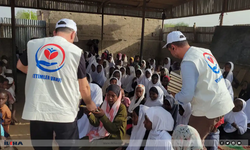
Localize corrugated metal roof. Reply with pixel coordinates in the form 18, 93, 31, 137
0, 0, 250, 19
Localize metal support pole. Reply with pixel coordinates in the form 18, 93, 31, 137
101, 6, 104, 53
139, 0, 146, 63
11, 0, 17, 89
219, 12, 224, 26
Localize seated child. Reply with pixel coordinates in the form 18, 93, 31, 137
162, 95, 179, 127
176, 103, 191, 126
145, 86, 164, 107
222, 61, 234, 83
126, 105, 149, 150
219, 98, 247, 139
172, 125, 203, 150
128, 84, 146, 113
162, 75, 170, 91
143, 106, 174, 150
82, 84, 127, 150
0, 89, 11, 136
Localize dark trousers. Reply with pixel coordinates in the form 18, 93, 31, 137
30, 120, 79, 150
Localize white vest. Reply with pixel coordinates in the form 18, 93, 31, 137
22, 36, 82, 122
182, 46, 234, 118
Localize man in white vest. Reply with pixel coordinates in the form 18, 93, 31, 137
163, 31, 234, 144
17, 18, 96, 150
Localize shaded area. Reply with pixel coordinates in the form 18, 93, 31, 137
210, 26, 250, 66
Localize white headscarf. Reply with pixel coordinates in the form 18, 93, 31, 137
141, 60, 146, 71
244, 99, 250, 129
103, 60, 110, 78
138, 69, 152, 87
128, 84, 146, 113
146, 73, 168, 98
102, 70, 122, 96
224, 79, 234, 101
109, 55, 116, 68
177, 103, 191, 126
164, 57, 171, 71
123, 66, 136, 93
161, 67, 169, 77
145, 107, 174, 150
222, 61, 234, 83
86, 54, 97, 73
77, 83, 103, 139
89, 62, 98, 82
111, 70, 122, 86
121, 67, 127, 86
127, 105, 149, 150
224, 98, 247, 134
148, 58, 156, 70
136, 69, 144, 84
123, 55, 128, 67
145, 86, 164, 107
93, 65, 107, 87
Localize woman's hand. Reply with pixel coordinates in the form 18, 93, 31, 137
231, 122, 238, 129
92, 107, 105, 118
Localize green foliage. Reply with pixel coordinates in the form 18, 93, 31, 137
16, 10, 37, 20
164, 22, 189, 28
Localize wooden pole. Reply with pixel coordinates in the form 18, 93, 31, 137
139, 0, 146, 63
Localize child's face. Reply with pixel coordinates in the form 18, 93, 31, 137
122, 55, 125, 60
3, 81, 8, 90
126, 67, 130, 75
179, 105, 184, 116
135, 57, 140, 62
136, 71, 141, 78
233, 99, 243, 112
91, 64, 95, 72
103, 62, 107, 68
149, 91, 158, 101
0, 93, 7, 107
120, 68, 125, 75
152, 76, 158, 84
114, 72, 120, 80
97, 65, 102, 73
164, 58, 168, 64
225, 64, 231, 73
107, 91, 118, 106
118, 61, 122, 66
144, 115, 152, 130
150, 60, 154, 65
162, 77, 169, 87
136, 87, 143, 98
132, 111, 138, 125
160, 69, 165, 75
146, 71, 151, 78
163, 99, 172, 111
110, 79, 117, 85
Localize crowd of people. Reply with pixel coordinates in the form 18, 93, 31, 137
75, 48, 250, 150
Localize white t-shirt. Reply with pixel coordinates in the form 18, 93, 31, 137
22, 36, 84, 123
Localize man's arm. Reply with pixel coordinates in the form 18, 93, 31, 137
16, 59, 28, 74
175, 61, 199, 105
78, 53, 96, 112
16, 50, 28, 74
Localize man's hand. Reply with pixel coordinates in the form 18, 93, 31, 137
86, 101, 97, 112
92, 107, 105, 118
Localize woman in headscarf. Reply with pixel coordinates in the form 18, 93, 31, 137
163, 57, 171, 71
120, 67, 127, 86
163, 95, 179, 127
224, 79, 234, 101
127, 105, 149, 150
77, 83, 103, 139
149, 58, 156, 71
160, 67, 169, 81
143, 106, 174, 150
82, 84, 127, 150
145, 86, 164, 107
93, 64, 107, 87
102, 69, 122, 96
88, 62, 98, 82
239, 81, 250, 101
219, 98, 247, 139
139, 69, 152, 87
103, 60, 110, 78
135, 69, 144, 85
86, 54, 97, 74
108, 54, 115, 68
162, 75, 170, 91
123, 66, 136, 97
128, 84, 146, 113
221, 61, 234, 83
176, 103, 191, 126
141, 60, 146, 72
122, 54, 128, 67
146, 73, 168, 98
129, 57, 135, 66
172, 125, 203, 150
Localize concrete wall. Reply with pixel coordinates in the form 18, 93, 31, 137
39, 11, 162, 59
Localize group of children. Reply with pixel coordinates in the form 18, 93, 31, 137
75, 50, 250, 150
0, 55, 17, 139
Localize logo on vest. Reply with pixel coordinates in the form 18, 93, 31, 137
35, 44, 65, 72
203, 52, 220, 74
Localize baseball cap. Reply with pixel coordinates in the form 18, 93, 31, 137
162, 31, 187, 49
55, 18, 79, 42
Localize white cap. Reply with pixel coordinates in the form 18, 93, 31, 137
55, 18, 78, 42
6, 77, 13, 84
5, 69, 12, 74
2, 59, 7, 64
162, 31, 187, 48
